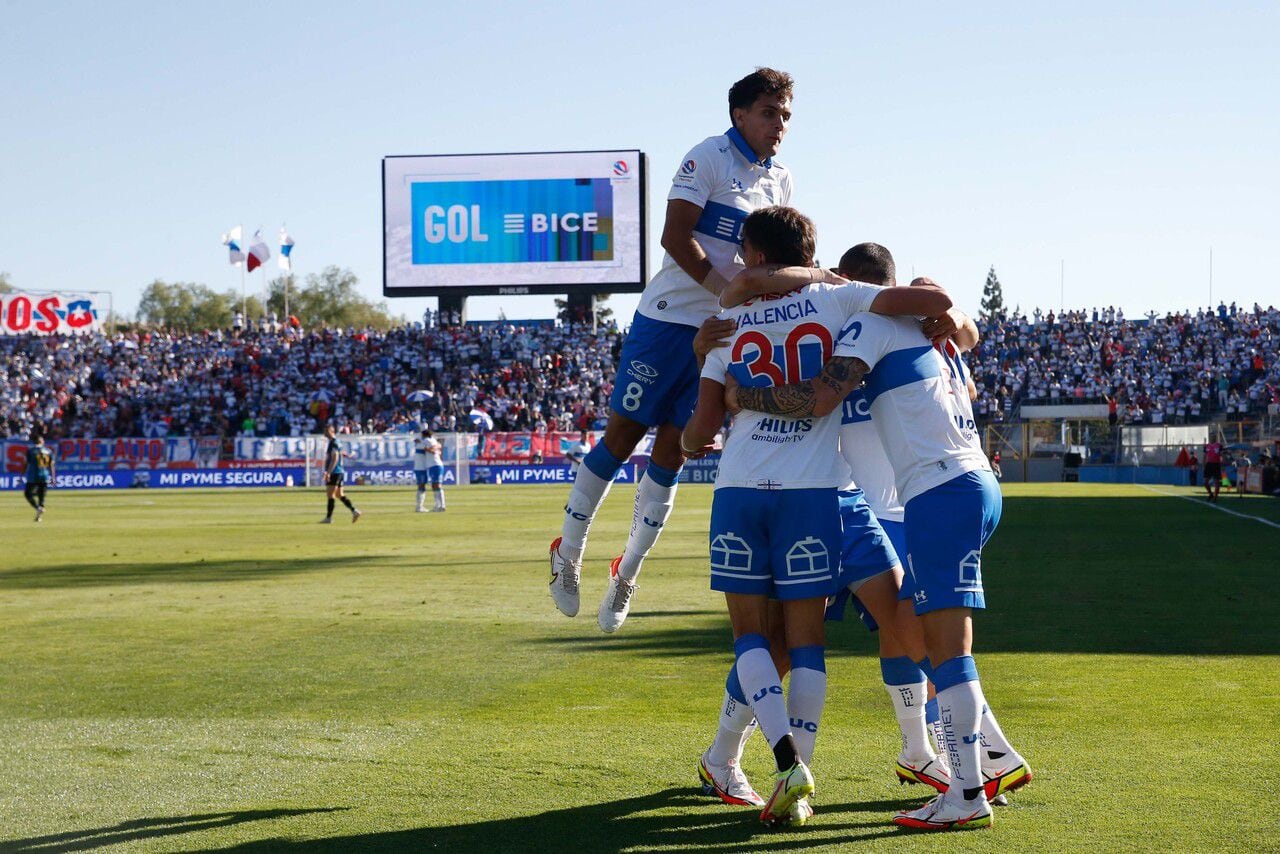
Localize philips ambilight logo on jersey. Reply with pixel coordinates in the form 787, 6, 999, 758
411, 178, 614, 265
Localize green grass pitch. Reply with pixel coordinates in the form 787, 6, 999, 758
1, 482, 1277, 851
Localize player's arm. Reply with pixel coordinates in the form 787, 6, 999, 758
719, 265, 846, 308
681, 378, 726, 458
920, 308, 980, 352
867, 279, 953, 318
661, 200, 729, 296
725, 356, 871, 419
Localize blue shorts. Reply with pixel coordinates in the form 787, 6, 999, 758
709, 487, 841, 601
608, 311, 700, 429
879, 519, 911, 602
903, 470, 1002, 615
415, 466, 443, 486
825, 492, 900, 626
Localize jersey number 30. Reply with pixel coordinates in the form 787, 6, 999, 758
731, 322, 833, 385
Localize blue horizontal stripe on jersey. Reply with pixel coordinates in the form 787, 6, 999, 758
841, 388, 873, 424
862, 345, 939, 404
693, 201, 747, 245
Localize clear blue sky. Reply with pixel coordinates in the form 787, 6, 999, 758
2, 2, 1276, 323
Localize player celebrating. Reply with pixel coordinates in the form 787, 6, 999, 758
682, 208, 954, 826
549, 68, 798, 634
321, 423, 362, 524
727, 281, 1031, 832
415, 428, 446, 513
696, 243, 963, 816
23, 431, 55, 522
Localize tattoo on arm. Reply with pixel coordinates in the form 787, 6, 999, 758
736, 382, 818, 417
734, 357, 870, 417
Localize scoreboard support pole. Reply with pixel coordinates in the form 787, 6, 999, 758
438, 294, 467, 325
565, 293, 597, 331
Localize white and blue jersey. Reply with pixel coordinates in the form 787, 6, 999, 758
833, 313, 999, 614
414, 435, 443, 486
611, 128, 793, 429
702, 281, 882, 600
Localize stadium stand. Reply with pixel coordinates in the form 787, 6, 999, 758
1, 321, 623, 439
1, 303, 1274, 440
968, 303, 1278, 425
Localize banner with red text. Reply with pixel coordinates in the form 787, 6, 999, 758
0, 292, 105, 336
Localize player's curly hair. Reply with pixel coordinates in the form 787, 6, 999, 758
728, 68, 794, 118
742, 206, 816, 268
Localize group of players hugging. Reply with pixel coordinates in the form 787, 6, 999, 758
546, 68, 1032, 831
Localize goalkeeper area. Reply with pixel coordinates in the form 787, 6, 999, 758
2, 483, 1277, 850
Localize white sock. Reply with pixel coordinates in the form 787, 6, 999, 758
435, 489, 445, 509
707, 688, 755, 766
416, 488, 425, 510
786, 647, 826, 766
616, 463, 679, 582
886, 680, 931, 761
733, 639, 791, 750
559, 448, 620, 561
979, 703, 1020, 769
934, 656, 987, 804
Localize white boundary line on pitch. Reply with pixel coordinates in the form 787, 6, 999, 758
1137, 484, 1280, 531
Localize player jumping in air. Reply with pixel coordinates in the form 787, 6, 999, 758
549, 68, 798, 634
23, 431, 55, 522
727, 273, 1031, 832
414, 428, 446, 513
682, 208, 953, 826
321, 423, 362, 524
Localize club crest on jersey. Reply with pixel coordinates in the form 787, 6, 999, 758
681, 159, 697, 175
730, 178, 744, 191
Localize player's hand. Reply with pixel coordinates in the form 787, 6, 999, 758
723, 373, 742, 415
680, 440, 715, 460
823, 267, 849, 285
910, 276, 937, 287
693, 316, 737, 358
922, 308, 962, 345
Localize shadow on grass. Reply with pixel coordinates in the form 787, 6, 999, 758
220, 789, 906, 853
0, 808, 345, 853
532, 495, 1280, 656
0, 555, 399, 591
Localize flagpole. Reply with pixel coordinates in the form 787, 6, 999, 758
240, 222, 247, 321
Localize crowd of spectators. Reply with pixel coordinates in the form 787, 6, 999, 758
2, 300, 1275, 440
968, 302, 1279, 425
0, 317, 622, 440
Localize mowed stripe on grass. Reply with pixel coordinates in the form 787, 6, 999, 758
1, 483, 1277, 851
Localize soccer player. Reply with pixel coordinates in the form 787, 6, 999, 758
700, 244, 971, 810
682, 208, 953, 826
727, 281, 1032, 832
549, 68, 799, 634
321, 424, 362, 523
23, 431, 55, 522
415, 428, 445, 513
1203, 439, 1224, 502
564, 430, 591, 476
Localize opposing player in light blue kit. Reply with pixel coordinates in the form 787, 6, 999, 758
683, 208, 953, 826
414, 428, 445, 513
549, 68, 798, 634
729, 277, 1031, 832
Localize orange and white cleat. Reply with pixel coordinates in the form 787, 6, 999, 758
698, 749, 765, 807
895, 753, 950, 793
893, 793, 992, 831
